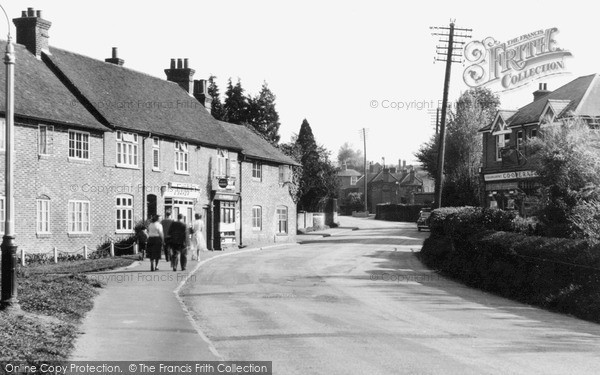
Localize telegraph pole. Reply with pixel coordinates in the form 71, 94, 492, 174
360, 128, 368, 213
430, 21, 471, 208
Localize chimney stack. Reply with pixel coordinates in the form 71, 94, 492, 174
13, 8, 52, 57
165, 58, 195, 94
533, 83, 550, 102
193, 79, 212, 112
105, 47, 125, 66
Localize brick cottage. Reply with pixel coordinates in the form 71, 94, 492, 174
0, 8, 298, 254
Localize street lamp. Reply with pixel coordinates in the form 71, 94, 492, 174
0, 3, 18, 311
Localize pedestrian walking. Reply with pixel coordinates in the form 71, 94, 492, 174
136, 223, 149, 260
191, 213, 207, 260
169, 214, 189, 271
147, 214, 164, 271
161, 211, 174, 262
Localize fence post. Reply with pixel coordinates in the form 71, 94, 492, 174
134, 242, 138, 255
21, 249, 25, 266
110, 240, 115, 257
83, 245, 88, 259
53, 247, 58, 263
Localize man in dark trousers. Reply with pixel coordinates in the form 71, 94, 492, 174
169, 214, 189, 271
161, 211, 174, 262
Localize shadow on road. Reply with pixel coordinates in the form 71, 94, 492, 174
359, 247, 600, 339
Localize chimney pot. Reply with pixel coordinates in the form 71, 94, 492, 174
533, 83, 550, 102
184, 58, 189, 69
170, 59, 176, 69
21, 11, 26, 17
36, 10, 42, 18
112, 47, 118, 58
177, 58, 183, 69
27, 8, 34, 17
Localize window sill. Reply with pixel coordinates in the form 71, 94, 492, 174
152, 168, 161, 172
38, 154, 52, 160
36, 233, 52, 238
174, 170, 190, 175
68, 232, 92, 238
68, 157, 91, 164
276, 233, 288, 236
115, 164, 140, 170
252, 178, 262, 182
252, 228, 262, 232
115, 230, 134, 235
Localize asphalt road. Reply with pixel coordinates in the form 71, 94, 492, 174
181, 217, 600, 375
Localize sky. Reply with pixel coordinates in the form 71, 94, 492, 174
0, 0, 596, 167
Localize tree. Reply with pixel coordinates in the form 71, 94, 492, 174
415, 87, 500, 206
246, 82, 281, 144
207, 75, 225, 120
527, 117, 600, 237
337, 142, 364, 171
223, 78, 248, 125
294, 119, 339, 211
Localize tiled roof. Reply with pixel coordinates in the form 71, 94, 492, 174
507, 74, 599, 126
218, 122, 299, 166
0, 43, 107, 130
44, 47, 241, 149
338, 168, 362, 177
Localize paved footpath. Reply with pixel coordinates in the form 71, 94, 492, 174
70, 252, 231, 361
70, 224, 358, 361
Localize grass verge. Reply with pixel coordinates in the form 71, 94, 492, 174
0, 257, 136, 363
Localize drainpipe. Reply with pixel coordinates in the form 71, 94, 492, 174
141, 132, 150, 220
238, 157, 243, 247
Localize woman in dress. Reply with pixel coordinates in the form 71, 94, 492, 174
147, 214, 164, 271
191, 213, 207, 260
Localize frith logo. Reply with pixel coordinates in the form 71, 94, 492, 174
463, 28, 572, 91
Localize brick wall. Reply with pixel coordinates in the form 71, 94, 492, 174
239, 159, 296, 247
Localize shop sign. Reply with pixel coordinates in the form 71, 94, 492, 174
214, 193, 239, 202
162, 186, 199, 199
484, 170, 537, 181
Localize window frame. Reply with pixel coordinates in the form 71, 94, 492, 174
115, 131, 139, 168
252, 160, 262, 180
68, 130, 90, 160
36, 198, 51, 234
175, 141, 189, 174
38, 125, 54, 155
516, 130, 523, 151
115, 195, 134, 233
350, 176, 358, 185
276, 206, 288, 234
152, 137, 160, 171
495, 132, 511, 161
252, 206, 262, 231
68, 200, 91, 234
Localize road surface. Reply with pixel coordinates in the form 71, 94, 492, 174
181, 216, 600, 374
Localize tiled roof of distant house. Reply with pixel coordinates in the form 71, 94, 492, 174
337, 168, 362, 177
481, 74, 600, 132
0, 43, 107, 130
44, 47, 241, 149
219, 122, 300, 166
